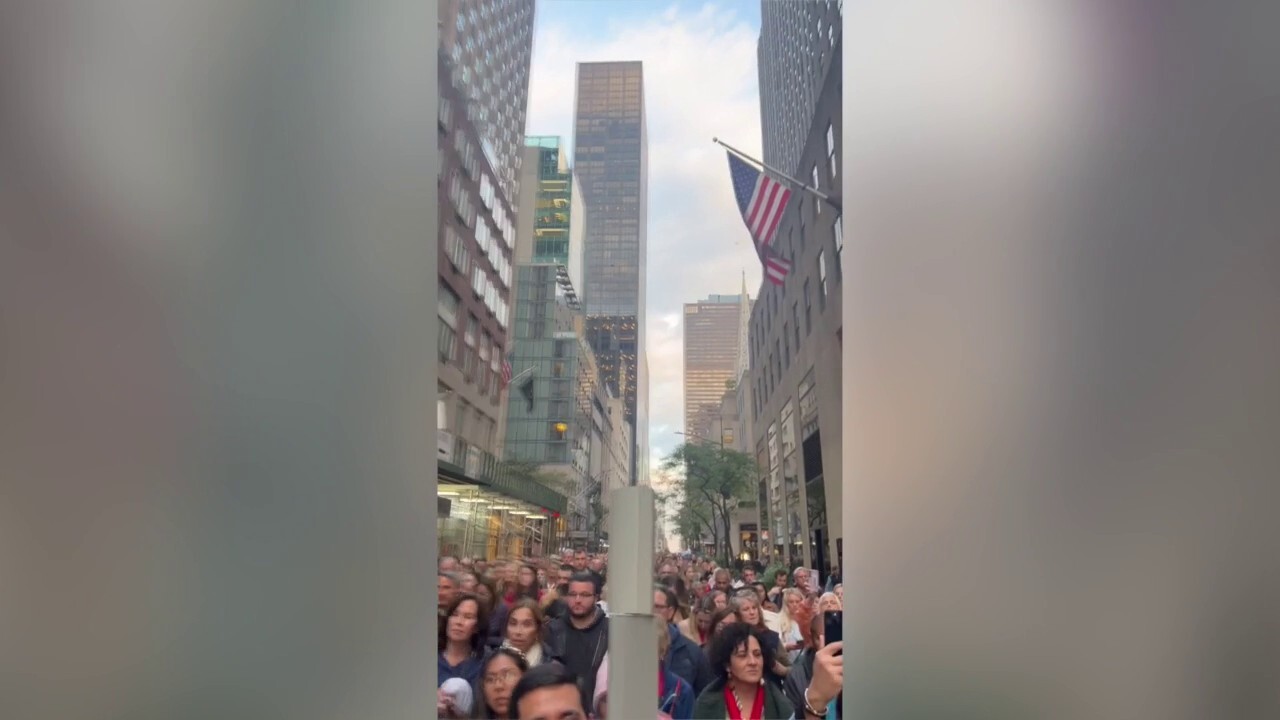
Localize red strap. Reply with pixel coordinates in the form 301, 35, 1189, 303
658, 671, 665, 698
723, 684, 765, 720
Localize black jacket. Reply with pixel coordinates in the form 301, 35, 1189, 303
545, 610, 609, 711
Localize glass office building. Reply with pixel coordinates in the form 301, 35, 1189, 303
572, 61, 649, 484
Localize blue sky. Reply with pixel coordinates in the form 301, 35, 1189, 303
525, 1, 767, 484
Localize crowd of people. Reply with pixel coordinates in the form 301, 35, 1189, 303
437, 550, 844, 720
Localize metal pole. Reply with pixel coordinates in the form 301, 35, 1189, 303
607, 485, 656, 717
713, 137, 842, 211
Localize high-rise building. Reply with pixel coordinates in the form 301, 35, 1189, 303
748, 27, 842, 575
683, 294, 751, 443
757, 0, 842, 175
439, 0, 537, 201
438, 2, 566, 561
572, 61, 649, 485
503, 136, 624, 551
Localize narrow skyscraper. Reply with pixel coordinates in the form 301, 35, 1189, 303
572, 61, 649, 485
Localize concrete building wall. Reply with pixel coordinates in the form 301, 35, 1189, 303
748, 37, 843, 571
439, 56, 518, 459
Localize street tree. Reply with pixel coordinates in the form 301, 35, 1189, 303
661, 442, 757, 564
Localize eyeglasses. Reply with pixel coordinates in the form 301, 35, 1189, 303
484, 669, 521, 687
653, 603, 670, 611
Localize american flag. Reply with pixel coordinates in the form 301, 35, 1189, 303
727, 151, 791, 249
501, 356, 513, 386
763, 251, 791, 286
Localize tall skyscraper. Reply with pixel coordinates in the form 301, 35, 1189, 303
684, 294, 750, 443
757, 0, 842, 175
439, 0, 537, 201
572, 61, 649, 485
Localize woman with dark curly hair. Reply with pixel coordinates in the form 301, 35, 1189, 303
692, 622, 794, 720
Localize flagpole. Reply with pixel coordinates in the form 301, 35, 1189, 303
713, 137, 841, 212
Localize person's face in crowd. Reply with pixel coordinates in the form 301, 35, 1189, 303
785, 591, 802, 617
774, 572, 787, 588
653, 590, 675, 624
742, 567, 757, 584
819, 594, 841, 613
461, 557, 474, 568
474, 583, 493, 608
658, 563, 677, 576
481, 653, 523, 718
475, 560, 487, 575
445, 598, 480, 645
683, 567, 698, 587
556, 568, 572, 588
459, 572, 478, 593
440, 557, 458, 573
565, 580, 597, 619
505, 607, 539, 651
714, 571, 732, 594
519, 566, 536, 588
502, 563, 518, 584
589, 557, 605, 573
536, 568, 548, 586
752, 584, 767, 604
515, 683, 586, 720
696, 609, 713, 634
737, 597, 761, 627
712, 591, 728, 611
795, 569, 810, 591
712, 613, 739, 637
573, 551, 588, 571
438, 574, 457, 608
727, 635, 765, 686
834, 584, 843, 602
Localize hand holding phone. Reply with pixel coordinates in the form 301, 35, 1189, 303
823, 610, 842, 652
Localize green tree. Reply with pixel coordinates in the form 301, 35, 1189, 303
661, 442, 757, 565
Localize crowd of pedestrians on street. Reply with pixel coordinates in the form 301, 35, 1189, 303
437, 550, 844, 719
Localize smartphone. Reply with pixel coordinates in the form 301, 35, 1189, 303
823, 610, 842, 652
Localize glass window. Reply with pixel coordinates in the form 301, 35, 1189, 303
804, 280, 813, 334
833, 214, 843, 280
818, 251, 828, 308
826, 123, 837, 178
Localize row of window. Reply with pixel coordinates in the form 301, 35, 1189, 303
439, 282, 506, 404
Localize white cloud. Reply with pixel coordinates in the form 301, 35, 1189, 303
527, 2, 763, 483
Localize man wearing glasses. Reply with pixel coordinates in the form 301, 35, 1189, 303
545, 572, 609, 711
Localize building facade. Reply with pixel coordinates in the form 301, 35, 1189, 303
757, 0, 842, 176
710, 370, 761, 562
572, 61, 650, 486
437, 1, 559, 559
748, 34, 843, 574
439, 0, 537, 203
504, 136, 626, 552
683, 294, 751, 443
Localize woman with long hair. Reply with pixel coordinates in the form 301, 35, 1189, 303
678, 591, 717, 648
775, 588, 806, 663
513, 563, 541, 602
470, 646, 529, 719
658, 574, 690, 621
731, 591, 789, 686
438, 593, 489, 688
692, 623, 794, 720
500, 598, 557, 667
471, 576, 505, 648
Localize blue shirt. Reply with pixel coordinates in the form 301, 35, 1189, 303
438, 652, 483, 688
